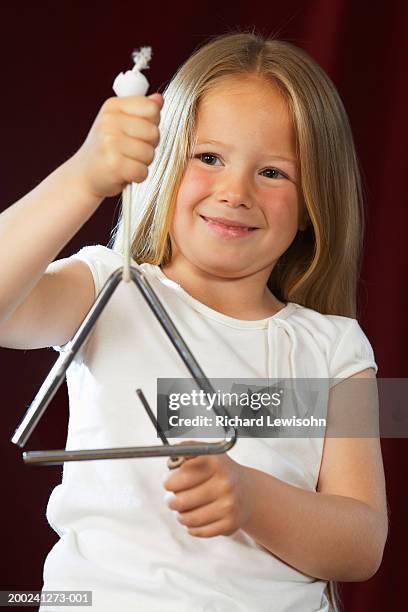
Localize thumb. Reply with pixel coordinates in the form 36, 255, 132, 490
148, 92, 164, 108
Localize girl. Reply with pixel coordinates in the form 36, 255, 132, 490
0, 32, 387, 611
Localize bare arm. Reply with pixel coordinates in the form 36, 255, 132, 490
0, 155, 102, 323
163, 370, 387, 581
241, 368, 388, 581
0, 94, 163, 349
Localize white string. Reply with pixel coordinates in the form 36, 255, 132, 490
115, 46, 152, 283
122, 184, 132, 282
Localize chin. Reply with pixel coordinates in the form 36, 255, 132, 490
192, 256, 250, 277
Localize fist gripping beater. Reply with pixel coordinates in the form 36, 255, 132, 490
11, 47, 237, 468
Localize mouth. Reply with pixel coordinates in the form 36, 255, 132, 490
199, 215, 258, 230
199, 215, 258, 238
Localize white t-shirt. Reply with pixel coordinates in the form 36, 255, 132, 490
41, 244, 378, 612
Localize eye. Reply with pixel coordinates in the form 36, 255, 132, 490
194, 152, 288, 180
195, 152, 221, 165
261, 168, 287, 180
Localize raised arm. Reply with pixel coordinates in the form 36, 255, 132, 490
0, 94, 163, 349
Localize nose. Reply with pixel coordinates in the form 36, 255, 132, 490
215, 169, 253, 208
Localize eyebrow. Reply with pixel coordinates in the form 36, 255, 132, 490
195, 138, 297, 164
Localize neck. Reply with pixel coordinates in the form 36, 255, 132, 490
160, 257, 285, 320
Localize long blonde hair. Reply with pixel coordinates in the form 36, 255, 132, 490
109, 30, 365, 321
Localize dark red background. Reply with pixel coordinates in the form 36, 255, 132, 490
1, 1, 407, 610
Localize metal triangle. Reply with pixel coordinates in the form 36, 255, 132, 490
11, 263, 237, 465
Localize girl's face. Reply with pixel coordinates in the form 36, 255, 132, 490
169, 75, 306, 280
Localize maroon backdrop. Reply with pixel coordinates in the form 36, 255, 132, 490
1, 1, 406, 610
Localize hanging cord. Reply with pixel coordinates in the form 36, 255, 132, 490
112, 46, 152, 282
122, 183, 132, 282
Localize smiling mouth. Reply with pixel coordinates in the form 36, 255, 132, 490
199, 215, 258, 231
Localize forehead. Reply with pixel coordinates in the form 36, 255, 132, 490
195, 76, 295, 152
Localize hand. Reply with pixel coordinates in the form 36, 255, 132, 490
163, 449, 252, 538
70, 93, 164, 200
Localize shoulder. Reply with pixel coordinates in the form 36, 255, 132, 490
66, 244, 130, 296
66, 242, 182, 296
288, 302, 362, 342
288, 303, 378, 379
70, 244, 124, 268
64, 244, 167, 308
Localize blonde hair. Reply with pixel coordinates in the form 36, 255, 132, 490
109, 30, 366, 321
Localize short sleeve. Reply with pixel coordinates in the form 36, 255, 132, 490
329, 319, 378, 385
52, 244, 121, 353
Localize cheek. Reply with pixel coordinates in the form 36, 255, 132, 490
263, 190, 300, 233
175, 165, 213, 211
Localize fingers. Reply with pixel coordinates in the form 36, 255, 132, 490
117, 115, 160, 147
99, 101, 161, 181
162, 453, 242, 538
103, 95, 162, 124
165, 476, 220, 513
186, 518, 235, 538
147, 92, 164, 108
97, 134, 154, 183
177, 498, 227, 529
75, 92, 164, 198
117, 134, 155, 166
163, 455, 215, 493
